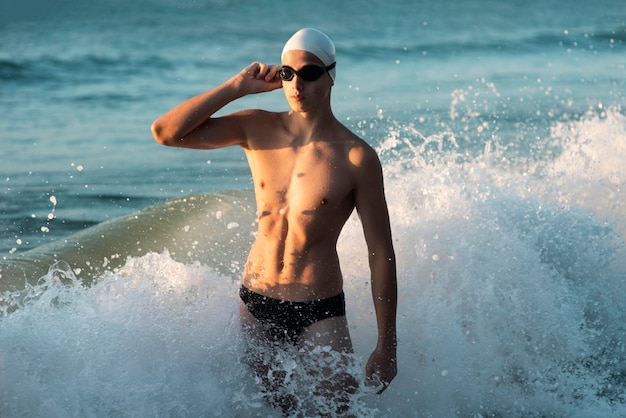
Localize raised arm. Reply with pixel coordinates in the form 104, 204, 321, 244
353, 146, 398, 393
151, 62, 282, 149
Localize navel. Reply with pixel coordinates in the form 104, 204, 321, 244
276, 189, 287, 203
320, 198, 328, 206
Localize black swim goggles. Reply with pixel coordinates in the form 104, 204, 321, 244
278, 62, 336, 82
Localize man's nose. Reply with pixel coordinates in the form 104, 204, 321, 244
294, 76, 305, 90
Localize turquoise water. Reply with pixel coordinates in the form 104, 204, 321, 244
1, 0, 626, 416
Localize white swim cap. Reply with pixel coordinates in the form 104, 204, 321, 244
281, 28, 336, 81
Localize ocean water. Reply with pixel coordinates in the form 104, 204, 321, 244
1, 0, 626, 416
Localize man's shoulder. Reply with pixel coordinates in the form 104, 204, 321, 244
231, 109, 286, 144
331, 125, 379, 168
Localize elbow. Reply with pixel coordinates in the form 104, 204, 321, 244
151, 120, 176, 146
150, 120, 166, 145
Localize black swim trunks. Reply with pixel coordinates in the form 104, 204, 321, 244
240, 285, 346, 343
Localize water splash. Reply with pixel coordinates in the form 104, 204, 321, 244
1, 107, 626, 416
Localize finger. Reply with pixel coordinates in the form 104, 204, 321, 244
376, 381, 389, 395
365, 370, 391, 394
254, 63, 270, 80
264, 65, 280, 82
366, 379, 388, 394
243, 62, 259, 78
365, 372, 381, 387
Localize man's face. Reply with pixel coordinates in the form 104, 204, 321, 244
281, 50, 333, 113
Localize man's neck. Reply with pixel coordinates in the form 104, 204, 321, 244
286, 108, 336, 142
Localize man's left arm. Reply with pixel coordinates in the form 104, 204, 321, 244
353, 146, 398, 393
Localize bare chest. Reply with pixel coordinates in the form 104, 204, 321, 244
245, 143, 354, 223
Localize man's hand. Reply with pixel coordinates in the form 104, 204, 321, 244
365, 343, 397, 394
235, 61, 282, 95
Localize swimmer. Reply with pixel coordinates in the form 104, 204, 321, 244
151, 28, 397, 414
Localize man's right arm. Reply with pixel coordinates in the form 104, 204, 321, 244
151, 62, 281, 149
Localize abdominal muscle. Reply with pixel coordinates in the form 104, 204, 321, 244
241, 230, 344, 302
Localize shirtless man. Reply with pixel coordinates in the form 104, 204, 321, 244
151, 28, 397, 412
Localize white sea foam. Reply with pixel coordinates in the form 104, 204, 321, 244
1, 109, 626, 416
